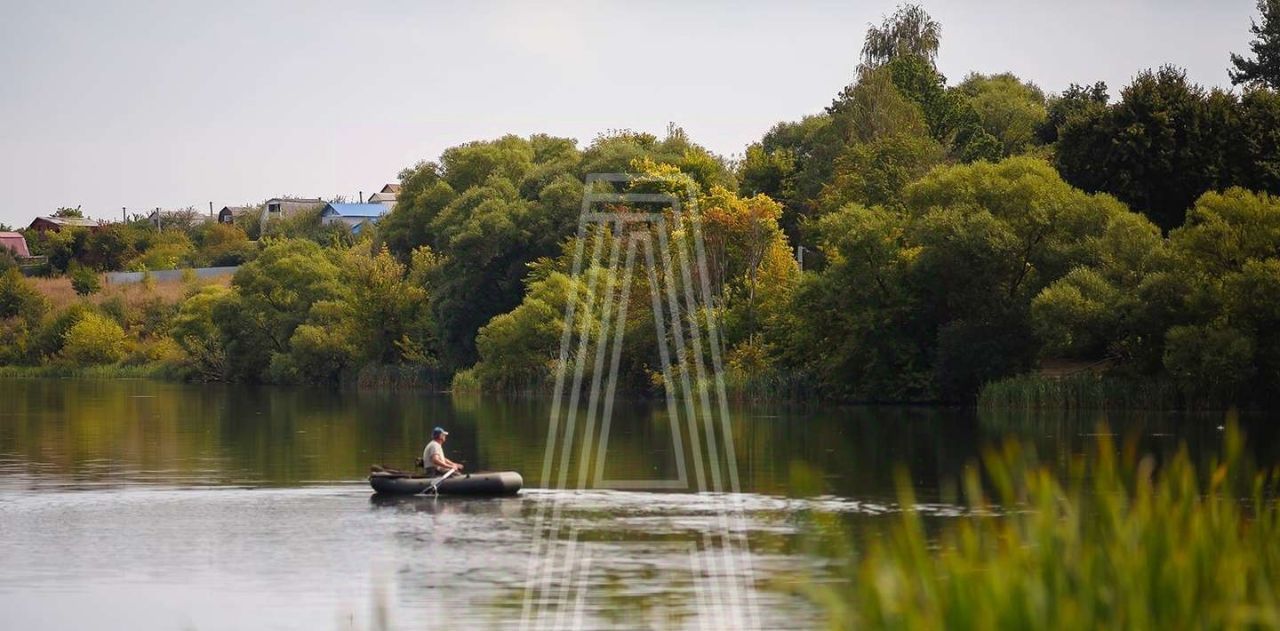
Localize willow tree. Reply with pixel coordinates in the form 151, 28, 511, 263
860, 4, 942, 70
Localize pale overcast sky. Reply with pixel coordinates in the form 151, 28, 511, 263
0, 0, 1261, 227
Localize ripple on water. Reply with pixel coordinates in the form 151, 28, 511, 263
0, 483, 967, 629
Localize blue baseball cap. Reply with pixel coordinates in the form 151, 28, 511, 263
432, 426, 448, 438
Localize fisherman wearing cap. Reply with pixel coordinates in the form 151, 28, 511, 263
423, 427, 464, 476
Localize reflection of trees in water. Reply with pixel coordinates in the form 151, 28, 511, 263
4, 379, 1277, 499
978, 406, 1280, 478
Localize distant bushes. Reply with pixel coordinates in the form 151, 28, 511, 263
61, 312, 127, 364
22, 217, 259, 275
0, 264, 218, 379
68, 263, 101, 296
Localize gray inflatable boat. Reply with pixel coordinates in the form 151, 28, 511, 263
368, 467, 523, 496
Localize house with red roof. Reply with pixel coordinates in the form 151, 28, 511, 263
0, 232, 31, 258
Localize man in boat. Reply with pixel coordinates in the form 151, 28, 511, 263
423, 426, 464, 476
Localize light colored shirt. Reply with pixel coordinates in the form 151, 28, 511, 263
423, 440, 444, 473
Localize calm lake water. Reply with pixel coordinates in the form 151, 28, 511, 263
0, 379, 1273, 630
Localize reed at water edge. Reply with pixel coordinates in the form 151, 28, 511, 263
979, 373, 1181, 410
803, 421, 1280, 630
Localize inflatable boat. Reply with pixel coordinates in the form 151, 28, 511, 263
368, 466, 523, 496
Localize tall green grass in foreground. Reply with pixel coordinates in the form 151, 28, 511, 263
810, 423, 1280, 629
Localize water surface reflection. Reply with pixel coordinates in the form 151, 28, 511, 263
0, 379, 1268, 629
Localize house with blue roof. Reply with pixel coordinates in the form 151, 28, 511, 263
320, 202, 391, 234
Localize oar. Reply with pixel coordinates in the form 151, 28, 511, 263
424, 467, 459, 495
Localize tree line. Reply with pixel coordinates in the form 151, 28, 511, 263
2, 2, 1279, 406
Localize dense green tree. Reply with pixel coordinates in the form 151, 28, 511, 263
425, 175, 562, 369
216, 239, 344, 381
342, 245, 437, 366
383, 129, 731, 369
738, 143, 795, 206
1237, 88, 1280, 192
210, 293, 273, 382
821, 66, 946, 211
231, 239, 343, 352
27, 304, 94, 363
883, 55, 965, 146
875, 55, 1003, 164
470, 175, 795, 394
171, 285, 233, 381
1037, 82, 1109, 144
829, 66, 931, 144
1031, 267, 1122, 359
30, 228, 87, 274
699, 187, 797, 345
81, 226, 137, 271
1030, 211, 1172, 368
820, 132, 944, 211
753, 61, 947, 240
741, 116, 836, 242
955, 73, 1048, 156
1170, 188, 1280, 277
580, 127, 734, 192
273, 300, 354, 383
1056, 67, 1243, 232
1163, 324, 1255, 403
1230, 0, 1280, 89
382, 134, 582, 368
473, 268, 595, 390
0, 267, 47, 324
193, 222, 255, 267
1222, 258, 1280, 391
785, 205, 928, 400
789, 157, 1131, 401
740, 117, 832, 225
1029, 188, 1280, 404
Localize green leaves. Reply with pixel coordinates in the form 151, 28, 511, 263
68, 263, 101, 296
1163, 324, 1256, 402
1230, 0, 1280, 89
1054, 67, 1267, 233
860, 4, 941, 70
1022, 188, 1280, 406
955, 73, 1048, 157
790, 158, 1134, 401
171, 285, 232, 381
381, 129, 734, 370
61, 312, 126, 365
0, 268, 47, 323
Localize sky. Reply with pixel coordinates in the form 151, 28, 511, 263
0, 0, 1263, 227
